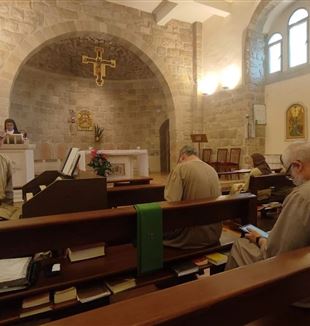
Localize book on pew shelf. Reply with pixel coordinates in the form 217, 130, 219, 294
172, 261, 199, 277
206, 252, 228, 266
105, 277, 136, 294
20, 303, 52, 318
239, 224, 269, 238
0, 257, 35, 292
67, 242, 105, 262
192, 255, 209, 267
196, 267, 211, 279
22, 292, 50, 309
53, 286, 77, 304
77, 282, 111, 303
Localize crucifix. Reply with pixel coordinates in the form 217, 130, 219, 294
82, 46, 116, 86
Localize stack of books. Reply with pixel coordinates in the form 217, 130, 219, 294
67, 242, 105, 262
20, 292, 51, 318
0, 257, 35, 293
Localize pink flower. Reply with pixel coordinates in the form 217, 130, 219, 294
90, 148, 97, 158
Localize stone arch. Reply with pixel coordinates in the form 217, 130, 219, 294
3, 20, 177, 110
3, 18, 183, 163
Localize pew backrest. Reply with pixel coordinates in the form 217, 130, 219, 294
0, 193, 256, 258
44, 246, 310, 326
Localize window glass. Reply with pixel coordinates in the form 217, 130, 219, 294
268, 33, 282, 44
269, 42, 281, 73
289, 8, 308, 25
289, 21, 308, 67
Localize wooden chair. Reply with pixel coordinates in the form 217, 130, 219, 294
202, 148, 212, 164
223, 148, 241, 177
211, 148, 228, 172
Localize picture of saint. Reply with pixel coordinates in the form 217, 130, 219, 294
77, 110, 93, 131
286, 104, 306, 139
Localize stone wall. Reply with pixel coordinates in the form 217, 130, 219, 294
0, 0, 200, 167
11, 66, 168, 172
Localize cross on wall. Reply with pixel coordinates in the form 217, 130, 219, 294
82, 47, 116, 86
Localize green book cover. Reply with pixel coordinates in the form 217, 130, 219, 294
135, 203, 163, 275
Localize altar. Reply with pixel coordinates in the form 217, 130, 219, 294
0, 143, 35, 188
78, 149, 149, 179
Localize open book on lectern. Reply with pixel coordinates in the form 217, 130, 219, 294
61, 147, 80, 177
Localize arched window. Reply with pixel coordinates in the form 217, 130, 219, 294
268, 33, 282, 73
288, 8, 308, 68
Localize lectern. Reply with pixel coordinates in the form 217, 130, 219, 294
191, 134, 208, 158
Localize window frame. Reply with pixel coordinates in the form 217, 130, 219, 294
288, 8, 309, 69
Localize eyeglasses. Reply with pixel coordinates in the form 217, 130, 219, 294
284, 162, 293, 176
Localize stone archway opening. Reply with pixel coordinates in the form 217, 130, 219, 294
9, 31, 175, 173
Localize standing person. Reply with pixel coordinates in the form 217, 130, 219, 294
4, 118, 19, 135
163, 145, 222, 249
225, 141, 310, 270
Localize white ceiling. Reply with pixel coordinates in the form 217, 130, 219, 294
106, 0, 231, 25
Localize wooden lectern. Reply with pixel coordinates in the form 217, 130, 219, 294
191, 134, 208, 158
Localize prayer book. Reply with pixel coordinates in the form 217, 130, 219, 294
61, 147, 80, 176
105, 277, 136, 294
77, 282, 111, 303
0, 257, 34, 292
67, 242, 105, 262
172, 261, 199, 277
20, 303, 52, 318
53, 286, 77, 304
206, 252, 228, 266
22, 292, 50, 309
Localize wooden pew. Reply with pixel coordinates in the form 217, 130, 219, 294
107, 184, 165, 208
45, 246, 310, 326
107, 176, 153, 186
248, 173, 294, 199
0, 193, 256, 323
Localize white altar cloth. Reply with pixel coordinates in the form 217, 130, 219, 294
78, 149, 149, 178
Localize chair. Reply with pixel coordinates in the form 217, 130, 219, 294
202, 148, 212, 164
226, 148, 241, 171
210, 148, 228, 172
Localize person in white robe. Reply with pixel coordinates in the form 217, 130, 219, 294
225, 141, 310, 270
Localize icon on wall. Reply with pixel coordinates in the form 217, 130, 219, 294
286, 104, 307, 140
77, 110, 93, 131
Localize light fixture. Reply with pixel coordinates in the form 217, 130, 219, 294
220, 64, 240, 90
198, 73, 218, 95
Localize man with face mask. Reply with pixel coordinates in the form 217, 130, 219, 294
225, 141, 310, 269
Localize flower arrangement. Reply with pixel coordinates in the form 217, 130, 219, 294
88, 148, 112, 177
94, 124, 104, 142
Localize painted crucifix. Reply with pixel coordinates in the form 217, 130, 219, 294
82, 47, 116, 86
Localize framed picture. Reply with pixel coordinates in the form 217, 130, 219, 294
286, 104, 307, 140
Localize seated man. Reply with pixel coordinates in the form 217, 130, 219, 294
225, 141, 310, 270
0, 131, 20, 220
163, 145, 222, 249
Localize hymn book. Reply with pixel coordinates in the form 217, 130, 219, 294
206, 253, 228, 266
53, 287, 77, 304
105, 277, 136, 294
77, 282, 111, 303
67, 242, 105, 262
0, 257, 34, 292
172, 261, 199, 277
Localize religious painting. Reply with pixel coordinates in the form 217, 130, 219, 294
110, 163, 126, 177
286, 104, 307, 140
77, 110, 93, 131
